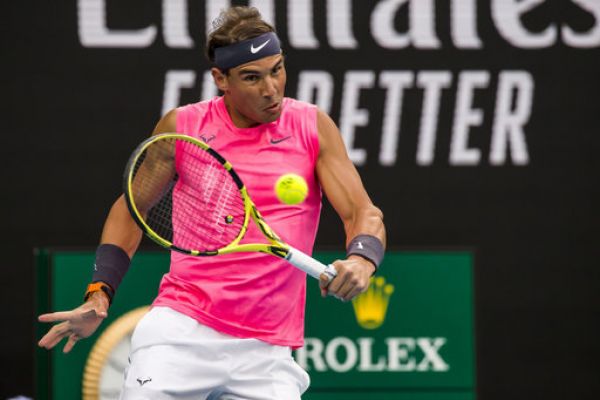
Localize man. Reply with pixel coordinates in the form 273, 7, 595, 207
39, 6, 385, 399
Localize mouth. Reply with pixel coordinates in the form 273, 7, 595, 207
264, 102, 280, 113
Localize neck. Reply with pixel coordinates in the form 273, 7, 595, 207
223, 96, 260, 128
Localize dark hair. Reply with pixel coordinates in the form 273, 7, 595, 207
206, 6, 276, 63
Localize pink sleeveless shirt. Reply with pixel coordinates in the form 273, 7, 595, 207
152, 96, 322, 348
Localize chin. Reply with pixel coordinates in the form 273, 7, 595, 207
261, 112, 281, 124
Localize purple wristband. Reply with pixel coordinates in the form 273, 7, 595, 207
91, 244, 131, 293
346, 235, 385, 270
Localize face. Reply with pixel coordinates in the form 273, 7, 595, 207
212, 54, 287, 128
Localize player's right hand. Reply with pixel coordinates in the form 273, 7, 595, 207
37, 292, 109, 353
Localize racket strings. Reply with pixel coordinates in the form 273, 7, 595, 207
173, 158, 245, 250
173, 181, 242, 249
131, 137, 245, 253
146, 181, 176, 241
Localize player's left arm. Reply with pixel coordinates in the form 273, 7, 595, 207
315, 109, 386, 301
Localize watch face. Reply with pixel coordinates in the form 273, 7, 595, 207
83, 307, 149, 400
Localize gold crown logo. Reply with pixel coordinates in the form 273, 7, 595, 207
352, 276, 394, 330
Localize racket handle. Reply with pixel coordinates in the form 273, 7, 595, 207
286, 247, 337, 282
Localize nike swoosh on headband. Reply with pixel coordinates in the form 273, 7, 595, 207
214, 32, 281, 70
250, 39, 271, 54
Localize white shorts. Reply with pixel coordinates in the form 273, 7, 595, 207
119, 306, 310, 400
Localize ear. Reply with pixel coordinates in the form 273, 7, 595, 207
211, 67, 229, 93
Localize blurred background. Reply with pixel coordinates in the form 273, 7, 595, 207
3, 0, 599, 399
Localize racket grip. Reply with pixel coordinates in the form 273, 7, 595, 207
286, 247, 337, 282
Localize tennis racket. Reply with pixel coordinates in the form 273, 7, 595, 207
123, 133, 337, 282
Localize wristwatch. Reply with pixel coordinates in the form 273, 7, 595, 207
82, 306, 149, 400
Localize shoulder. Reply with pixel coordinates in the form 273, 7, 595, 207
280, 98, 335, 130
177, 97, 219, 116
278, 98, 320, 162
283, 97, 317, 109
282, 97, 317, 115
151, 98, 221, 136
152, 108, 178, 135
279, 97, 318, 130
172, 97, 222, 133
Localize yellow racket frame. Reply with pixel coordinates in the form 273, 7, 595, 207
124, 133, 289, 258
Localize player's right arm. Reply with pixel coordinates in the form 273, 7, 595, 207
37, 109, 178, 353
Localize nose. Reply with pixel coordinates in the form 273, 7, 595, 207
261, 76, 277, 98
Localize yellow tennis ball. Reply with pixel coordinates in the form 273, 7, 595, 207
275, 174, 308, 205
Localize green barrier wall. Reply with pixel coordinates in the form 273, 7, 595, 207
35, 250, 475, 399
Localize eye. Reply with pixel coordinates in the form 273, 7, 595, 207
243, 75, 259, 82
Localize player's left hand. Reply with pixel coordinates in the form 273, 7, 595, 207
319, 255, 375, 301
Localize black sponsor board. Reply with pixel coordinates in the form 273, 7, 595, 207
3, 1, 599, 399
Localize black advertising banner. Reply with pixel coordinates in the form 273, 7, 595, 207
4, 1, 600, 399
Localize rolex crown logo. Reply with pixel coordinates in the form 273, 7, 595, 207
352, 276, 394, 330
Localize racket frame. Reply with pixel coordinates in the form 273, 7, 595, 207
124, 134, 298, 259
124, 133, 337, 281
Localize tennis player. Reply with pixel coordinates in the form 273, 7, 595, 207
38, 6, 385, 399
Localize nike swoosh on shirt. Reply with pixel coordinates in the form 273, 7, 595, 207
250, 39, 271, 54
270, 136, 291, 144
